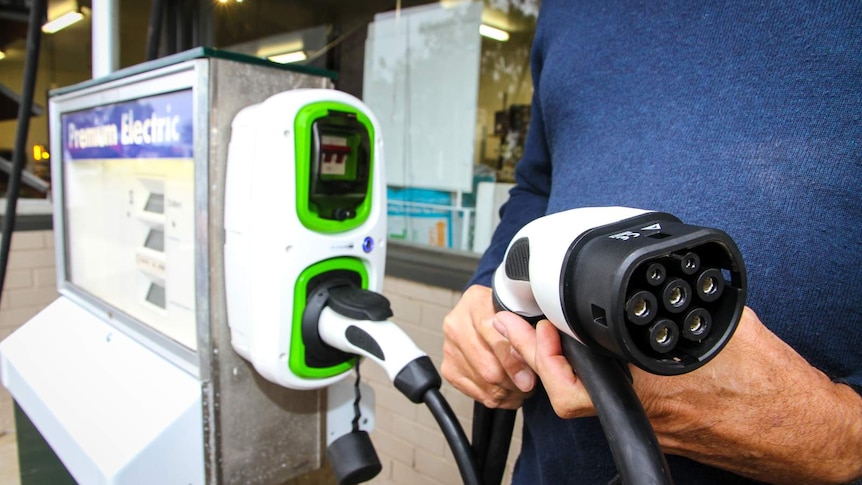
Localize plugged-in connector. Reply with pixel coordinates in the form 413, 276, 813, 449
316, 294, 427, 384
313, 284, 481, 485
482, 207, 747, 485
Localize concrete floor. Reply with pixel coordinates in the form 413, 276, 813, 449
0, 429, 20, 485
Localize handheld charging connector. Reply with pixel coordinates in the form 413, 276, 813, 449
493, 206, 746, 375
477, 206, 747, 485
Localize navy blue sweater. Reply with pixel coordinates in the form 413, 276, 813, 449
470, 1, 862, 483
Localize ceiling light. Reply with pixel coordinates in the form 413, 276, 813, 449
0, 51, 6, 61
479, 24, 509, 42
268, 50, 307, 64
42, 10, 85, 34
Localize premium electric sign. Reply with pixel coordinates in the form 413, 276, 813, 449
62, 89, 193, 160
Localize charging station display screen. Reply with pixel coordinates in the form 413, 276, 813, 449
308, 111, 371, 222
60, 89, 197, 350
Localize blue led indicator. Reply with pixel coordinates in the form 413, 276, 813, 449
362, 237, 374, 253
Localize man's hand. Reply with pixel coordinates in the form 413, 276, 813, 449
441, 285, 536, 409
495, 307, 862, 485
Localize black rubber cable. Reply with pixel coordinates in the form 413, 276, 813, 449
560, 334, 674, 485
471, 295, 531, 485
471, 403, 516, 485
0, 0, 46, 307
423, 388, 482, 485
470, 401, 493, 477
482, 406, 515, 485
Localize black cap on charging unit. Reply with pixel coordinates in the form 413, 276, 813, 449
326, 430, 382, 485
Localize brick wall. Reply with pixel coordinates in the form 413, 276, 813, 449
0, 230, 523, 484
0, 230, 59, 435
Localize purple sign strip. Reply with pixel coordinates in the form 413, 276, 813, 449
62, 89, 194, 161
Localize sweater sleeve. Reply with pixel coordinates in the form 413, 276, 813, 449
467, 30, 553, 288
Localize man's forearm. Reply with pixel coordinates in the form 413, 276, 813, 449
640, 313, 862, 484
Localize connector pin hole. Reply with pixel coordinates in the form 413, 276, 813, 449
656, 327, 671, 345
702, 277, 716, 295
690, 316, 704, 333
634, 299, 649, 318
626, 290, 658, 325
683, 308, 712, 341
645, 263, 666, 286
685, 258, 697, 272
648, 319, 679, 353
662, 278, 691, 313
696, 268, 725, 302
674, 252, 701, 275
669, 288, 683, 306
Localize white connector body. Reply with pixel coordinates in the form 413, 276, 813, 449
493, 206, 651, 339
317, 307, 427, 383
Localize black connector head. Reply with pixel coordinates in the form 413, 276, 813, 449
561, 213, 746, 375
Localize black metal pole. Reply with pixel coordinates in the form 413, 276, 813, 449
146, 0, 166, 61
0, 0, 47, 306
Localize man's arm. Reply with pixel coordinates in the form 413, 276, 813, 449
494, 307, 862, 484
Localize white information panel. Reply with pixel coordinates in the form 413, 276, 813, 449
61, 89, 197, 350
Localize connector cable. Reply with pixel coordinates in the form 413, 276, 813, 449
423, 387, 482, 485
560, 334, 673, 485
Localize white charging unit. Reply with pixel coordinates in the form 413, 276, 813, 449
224, 89, 387, 390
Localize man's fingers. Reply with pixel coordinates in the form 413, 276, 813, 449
534, 321, 594, 418
496, 317, 594, 418
491, 311, 538, 392
440, 285, 531, 409
442, 309, 528, 407
441, 341, 526, 409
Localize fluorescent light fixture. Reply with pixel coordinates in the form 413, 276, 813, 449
0, 50, 6, 61
268, 50, 307, 64
479, 24, 510, 42
42, 10, 84, 34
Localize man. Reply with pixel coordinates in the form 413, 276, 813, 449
442, 1, 862, 483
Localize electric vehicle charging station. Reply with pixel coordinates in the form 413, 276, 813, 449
0, 49, 345, 485
223, 89, 480, 485
223, 89, 390, 482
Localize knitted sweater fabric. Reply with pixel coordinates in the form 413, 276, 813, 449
469, 1, 861, 483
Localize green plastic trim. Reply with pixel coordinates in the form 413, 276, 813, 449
294, 101, 376, 233
288, 257, 369, 379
